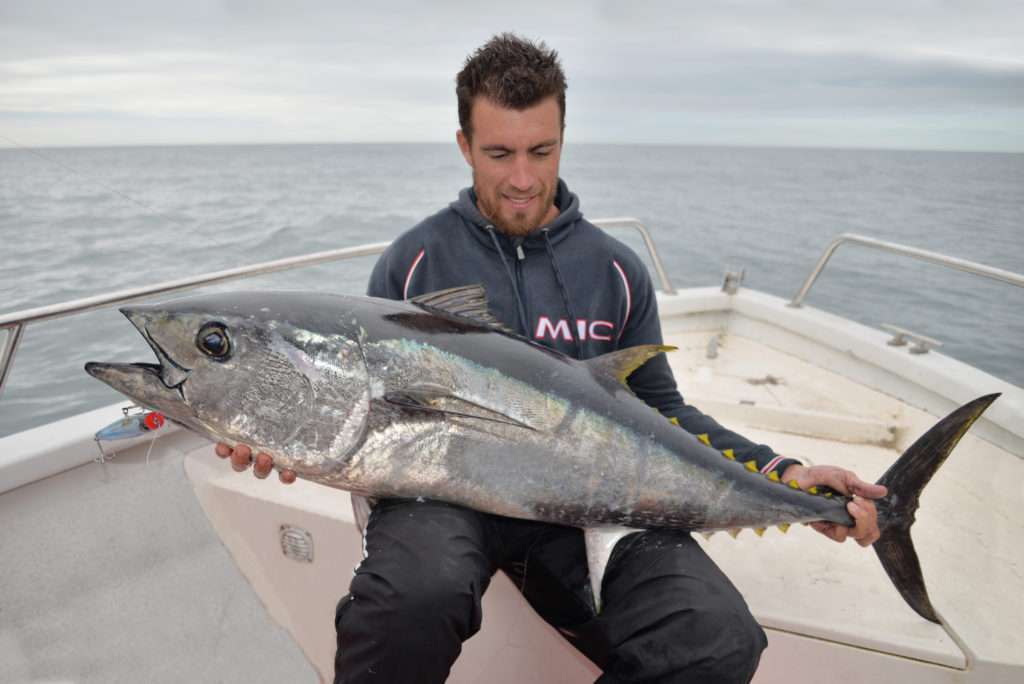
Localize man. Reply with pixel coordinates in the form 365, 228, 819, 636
218, 34, 885, 683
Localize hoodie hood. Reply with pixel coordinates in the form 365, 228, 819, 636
450, 178, 582, 252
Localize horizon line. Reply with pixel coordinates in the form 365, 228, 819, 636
1, 139, 1022, 156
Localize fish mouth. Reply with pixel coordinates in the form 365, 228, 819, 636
84, 360, 194, 422
119, 306, 192, 390
84, 360, 163, 389
84, 360, 160, 377
84, 306, 194, 418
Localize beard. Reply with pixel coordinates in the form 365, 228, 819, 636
474, 171, 558, 237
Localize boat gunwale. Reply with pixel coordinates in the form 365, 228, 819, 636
2, 285, 1020, 496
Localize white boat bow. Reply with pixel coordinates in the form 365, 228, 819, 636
2, 223, 1021, 683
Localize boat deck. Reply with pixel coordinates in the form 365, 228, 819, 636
0, 421, 317, 683
657, 290, 1022, 682
668, 333, 949, 665
1, 286, 1021, 683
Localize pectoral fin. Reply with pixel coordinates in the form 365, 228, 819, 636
583, 526, 640, 613
384, 383, 536, 431
384, 382, 455, 405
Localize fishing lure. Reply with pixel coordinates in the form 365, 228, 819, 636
94, 406, 166, 463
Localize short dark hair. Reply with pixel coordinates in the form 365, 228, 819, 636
456, 33, 567, 141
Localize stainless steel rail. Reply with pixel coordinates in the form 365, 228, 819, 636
789, 232, 1024, 308
0, 242, 393, 330
588, 217, 677, 296
0, 218, 673, 399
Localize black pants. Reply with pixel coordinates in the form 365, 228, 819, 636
334, 499, 766, 683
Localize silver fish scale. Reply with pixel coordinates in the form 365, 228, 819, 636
213, 323, 373, 472
328, 404, 453, 497
85, 292, 997, 625
91, 292, 854, 531
320, 337, 784, 529
368, 338, 573, 433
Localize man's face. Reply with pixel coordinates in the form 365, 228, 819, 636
456, 95, 562, 237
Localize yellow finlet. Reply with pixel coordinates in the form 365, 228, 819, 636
728, 528, 741, 539
722, 448, 735, 460
754, 527, 766, 537
807, 486, 819, 494
697, 433, 711, 446
588, 344, 678, 387
777, 523, 790, 534
669, 416, 680, 426
767, 471, 780, 482
788, 480, 800, 489
824, 492, 833, 498
744, 460, 758, 472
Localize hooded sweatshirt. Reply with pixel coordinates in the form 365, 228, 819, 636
367, 179, 797, 477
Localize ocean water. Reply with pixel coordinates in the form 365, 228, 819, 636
1, 143, 1022, 437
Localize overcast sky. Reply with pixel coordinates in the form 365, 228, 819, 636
1, 1, 1022, 151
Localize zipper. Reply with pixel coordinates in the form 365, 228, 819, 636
483, 224, 530, 335
513, 237, 530, 334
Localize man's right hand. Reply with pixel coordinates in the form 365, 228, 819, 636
214, 443, 297, 484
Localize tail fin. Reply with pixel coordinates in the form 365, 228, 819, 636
873, 394, 999, 623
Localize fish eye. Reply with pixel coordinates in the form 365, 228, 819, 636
196, 323, 231, 360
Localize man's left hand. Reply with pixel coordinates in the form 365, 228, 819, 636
780, 464, 887, 547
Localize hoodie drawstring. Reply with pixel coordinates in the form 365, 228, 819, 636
485, 225, 531, 335
543, 229, 582, 359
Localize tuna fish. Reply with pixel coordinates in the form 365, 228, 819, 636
84, 285, 996, 622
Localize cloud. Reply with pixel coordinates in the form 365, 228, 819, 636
1, 1, 1022, 150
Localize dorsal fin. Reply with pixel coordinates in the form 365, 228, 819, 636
586, 345, 677, 387
408, 285, 512, 332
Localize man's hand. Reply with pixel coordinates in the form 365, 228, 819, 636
780, 463, 887, 547
214, 442, 297, 484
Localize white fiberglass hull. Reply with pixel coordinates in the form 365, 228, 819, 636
2, 286, 1021, 683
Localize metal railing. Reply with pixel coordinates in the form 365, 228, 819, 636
0, 218, 674, 399
0, 241, 390, 400
788, 232, 1024, 308
591, 217, 677, 296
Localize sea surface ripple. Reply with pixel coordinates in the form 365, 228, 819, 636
1, 143, 1022, 436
